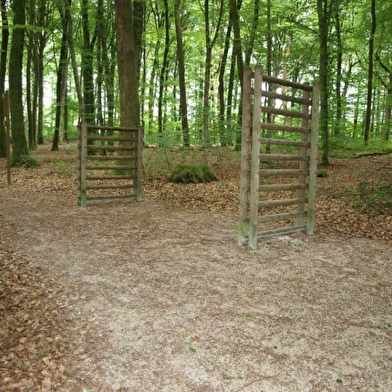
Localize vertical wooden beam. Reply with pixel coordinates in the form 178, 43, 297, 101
134, 126, 143, 201
4, 91, 11, 185
248, 65, 263, 250
297, 88, 310, 227
78, 121, 88, 207
307, 82, 320, 234
238, 67, 252, 245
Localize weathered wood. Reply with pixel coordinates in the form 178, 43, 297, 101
259, 197, 307, 208
260, 122, 310, 134
262, 90, 312, 106
86, 125, 139, 132
259, 169, 308, 177
248, 65, 263, 249
259, 183, 307, 191
86, 165, 136, 171
87, 194, 137, 201
258, 225, 306, 239
261, 74, 313, 91
88, 155, 136, 161
87, 175, 136, 181
135, 127, 143, 201
259, 153, 309, 162
238, 67, 253, 246
258, 211, 307, 223
87, 136, 134, 142
307, 82, 320, 234
297, 89, 310, 226
87, 145, 136, 152
78, 122, 88, 207
259, 138, 309, 148
261, 106, 311, 120
87, 184, 134, 190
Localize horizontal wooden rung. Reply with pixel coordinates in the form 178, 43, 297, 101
261, 74, 313, 91
86, 165, 136, 171
87, 145, 136, 151
87, 136, 135, 142
259, 169, 308, 177
88, 155, 136, 161
259, 138, 309, 148
259, 183, 307, 191
260, 106, 311, 120
86, 125, 139, 132
261, 90, 312, 106
258, 211, 307, 223
87, 175, 136, 180
260, 122, 310, 134
258, 225, 306, 239
259, 197, 307, 208
87, 194, 137, 201
87, 184, 134, 190
260, 153, 309, 162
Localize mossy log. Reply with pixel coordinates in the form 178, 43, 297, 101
168, 164, 217, 184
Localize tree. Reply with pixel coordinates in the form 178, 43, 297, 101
114, 0, 144, 128
364, 0, 376, 144
174, 0, 190, 148
9, 0, 29, 165
0, 0, 9, 157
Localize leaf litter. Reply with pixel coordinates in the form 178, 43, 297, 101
0, 143, 391, 391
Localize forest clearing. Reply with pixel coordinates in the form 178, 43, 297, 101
0, 143, 392, 391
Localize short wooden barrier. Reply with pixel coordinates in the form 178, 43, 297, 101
78, 122, 143, 206
239, 66, 320, 249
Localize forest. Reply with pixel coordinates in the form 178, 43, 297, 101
0, 0, 392, 167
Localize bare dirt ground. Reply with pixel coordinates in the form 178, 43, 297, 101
1, 144, 392, 391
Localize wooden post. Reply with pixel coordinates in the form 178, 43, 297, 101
4, 91, 11, 185
307, 82, 320, 234
78, 121, 88, 207
248, 65, 263, 250
297, 88, 310, 227
134, 127, 143, 201
238, 68, 253, 245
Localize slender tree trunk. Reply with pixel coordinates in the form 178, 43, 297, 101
158, 0, 170, 138
52, 9, 69, 151
0, 0, 9, 157
334, 9, 343, 136
364, 0, 376, 144
317, 0, 329, 165
174, 0, 190, 147
9, 0, 29, 165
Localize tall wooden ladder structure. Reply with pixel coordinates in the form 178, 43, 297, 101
239, 66, 320, 249
78, 122, 143, 207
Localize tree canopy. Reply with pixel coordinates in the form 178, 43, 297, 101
0, 0, 391, 163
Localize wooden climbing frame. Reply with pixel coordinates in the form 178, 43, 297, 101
78, 122, 143, 206
239, 66, 320, 249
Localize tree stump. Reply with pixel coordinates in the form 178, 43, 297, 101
168, 164, 217, 184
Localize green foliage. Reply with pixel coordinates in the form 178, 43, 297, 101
11, 155, 38, 168
357, 181, 392, 215
168, 164, 217, 184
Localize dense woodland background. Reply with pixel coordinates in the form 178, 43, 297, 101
0, 0, 392, 166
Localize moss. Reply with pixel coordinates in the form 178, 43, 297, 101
168, 164, 217, 184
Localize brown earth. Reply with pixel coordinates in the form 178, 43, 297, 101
1, 143, 392, 391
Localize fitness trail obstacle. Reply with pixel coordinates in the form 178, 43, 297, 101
78, 122, 143, 206
239, 66, 320, 249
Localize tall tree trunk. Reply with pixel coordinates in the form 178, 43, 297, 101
174, 0, 190, 148
9, 0, 29, 165
317, 0, 329, 165
202, 0, 224, 144
158, 0, 170, 138
333, 9, 343, 136
364, 0, 376, 144
52, 6, 69, 151
0, 0, 9, 157
114, 0, 143, 128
